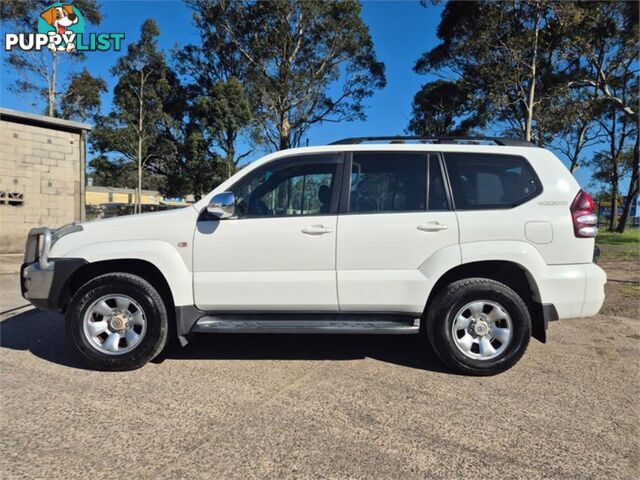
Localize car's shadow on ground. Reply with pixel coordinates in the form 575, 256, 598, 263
0, 308, 451, 373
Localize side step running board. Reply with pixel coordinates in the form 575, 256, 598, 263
191, 317, 420, 334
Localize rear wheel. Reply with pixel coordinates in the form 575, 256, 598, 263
424, 278, 531, 376
66, 273, 168, 370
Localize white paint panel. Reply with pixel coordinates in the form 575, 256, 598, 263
337, 270, 430, 313
62, 240, 194, 306
193, 216, 338, 310
52, 207, 198, 306
194, 271, 337, 311
337, 211, 459, 312
459, 240, 606, 319
536, 264, 586, 319
581, 263, 607, 317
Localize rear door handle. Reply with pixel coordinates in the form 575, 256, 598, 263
417, 223, 449, 232
301, 225, 333, 235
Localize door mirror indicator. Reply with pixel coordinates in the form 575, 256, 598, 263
207, 192, 235, 219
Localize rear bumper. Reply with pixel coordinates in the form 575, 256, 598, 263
581, 263, 607, 317
538, 263, 606, 319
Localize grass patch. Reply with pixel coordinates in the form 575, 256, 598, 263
621, 283, 640, 298
597, 228, 640, 245
596, 228, 640, 261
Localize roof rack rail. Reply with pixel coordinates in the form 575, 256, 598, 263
329, 136, 537, 147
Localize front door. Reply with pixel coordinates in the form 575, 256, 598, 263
336, 152, 460, 313
193, 154, 342, 311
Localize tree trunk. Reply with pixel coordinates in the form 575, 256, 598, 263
279, 115, 291, 150
616, 136, 639, 233
49, 52, 57, 117
225, 130, 235, 179
524, 12, 540, 143
609, 184, 618, 232
569, 156, 579, 173
137, 70, 144, 215
569, 123, 588, 173
227, 154, 233, 179
607, 109, 619, 232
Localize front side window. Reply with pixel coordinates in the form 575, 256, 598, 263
349, 153, 426, 213
444, 153, 541, 210
233, 161, 337, 218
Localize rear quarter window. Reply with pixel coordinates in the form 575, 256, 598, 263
444, 153, 542, 210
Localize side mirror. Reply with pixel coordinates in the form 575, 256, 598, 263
207, 192, 235, 219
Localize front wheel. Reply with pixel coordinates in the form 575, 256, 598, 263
424, 278, 531, 376
66, 273, 169, 370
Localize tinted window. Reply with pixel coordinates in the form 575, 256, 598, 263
350, 153, 426, 213
428, 155, 448, 211
233, 162, 336, 218
444, 153, 541, 209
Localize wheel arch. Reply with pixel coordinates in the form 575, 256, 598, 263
423, 260, 547, 343
59, 259, 176, 321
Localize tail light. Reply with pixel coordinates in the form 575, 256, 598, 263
571, 190, 597, 238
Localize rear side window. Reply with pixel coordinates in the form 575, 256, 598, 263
350, 153, 426, 213
444, 153, 541, 210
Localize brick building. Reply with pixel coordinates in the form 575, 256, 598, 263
0, 108, 91, 253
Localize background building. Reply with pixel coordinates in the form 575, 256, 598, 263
0, 108, 90, 253
596, 195, 640, 228
85, 186, 192, 219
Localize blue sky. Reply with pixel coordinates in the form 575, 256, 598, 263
0, 0, 601, 189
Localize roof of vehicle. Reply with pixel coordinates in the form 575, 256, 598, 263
329, 136, 537, 147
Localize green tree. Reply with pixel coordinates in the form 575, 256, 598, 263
59, 68, 107, 121
179, 0, 254, 178
589, 105, 636, 231
415, 1, 565, 144
88, 155, 131, 188
159, 126, 226, 200
91, 19, 175, 213
554, 1, 638, 231
1, 0, 103, 117
192, 76, 252, 179
203, 0, 386, 150
407, 80, 481, 136
154, 81, 229, 200
547, 87, 603, 173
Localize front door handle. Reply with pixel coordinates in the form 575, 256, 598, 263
302, 225, 333, 235
417, 223, 449, 232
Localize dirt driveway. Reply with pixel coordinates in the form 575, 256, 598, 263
1, 262, 638, 479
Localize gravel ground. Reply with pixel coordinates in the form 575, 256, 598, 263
599, 258, 640, 318
1, 268, 638, 479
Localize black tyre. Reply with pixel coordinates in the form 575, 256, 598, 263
424, 278, 531, 376
66, 273, 169, 371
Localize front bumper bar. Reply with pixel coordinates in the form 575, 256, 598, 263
21, 227, 55, 309
21, 227, 86, 311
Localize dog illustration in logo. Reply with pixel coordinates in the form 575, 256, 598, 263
40, 5, 78, 52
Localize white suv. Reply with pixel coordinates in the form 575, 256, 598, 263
21, 136, 606, 375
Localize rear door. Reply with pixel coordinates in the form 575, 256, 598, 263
336, 152, 460, 314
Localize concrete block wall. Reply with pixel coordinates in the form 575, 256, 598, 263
0, 120, 82, 253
